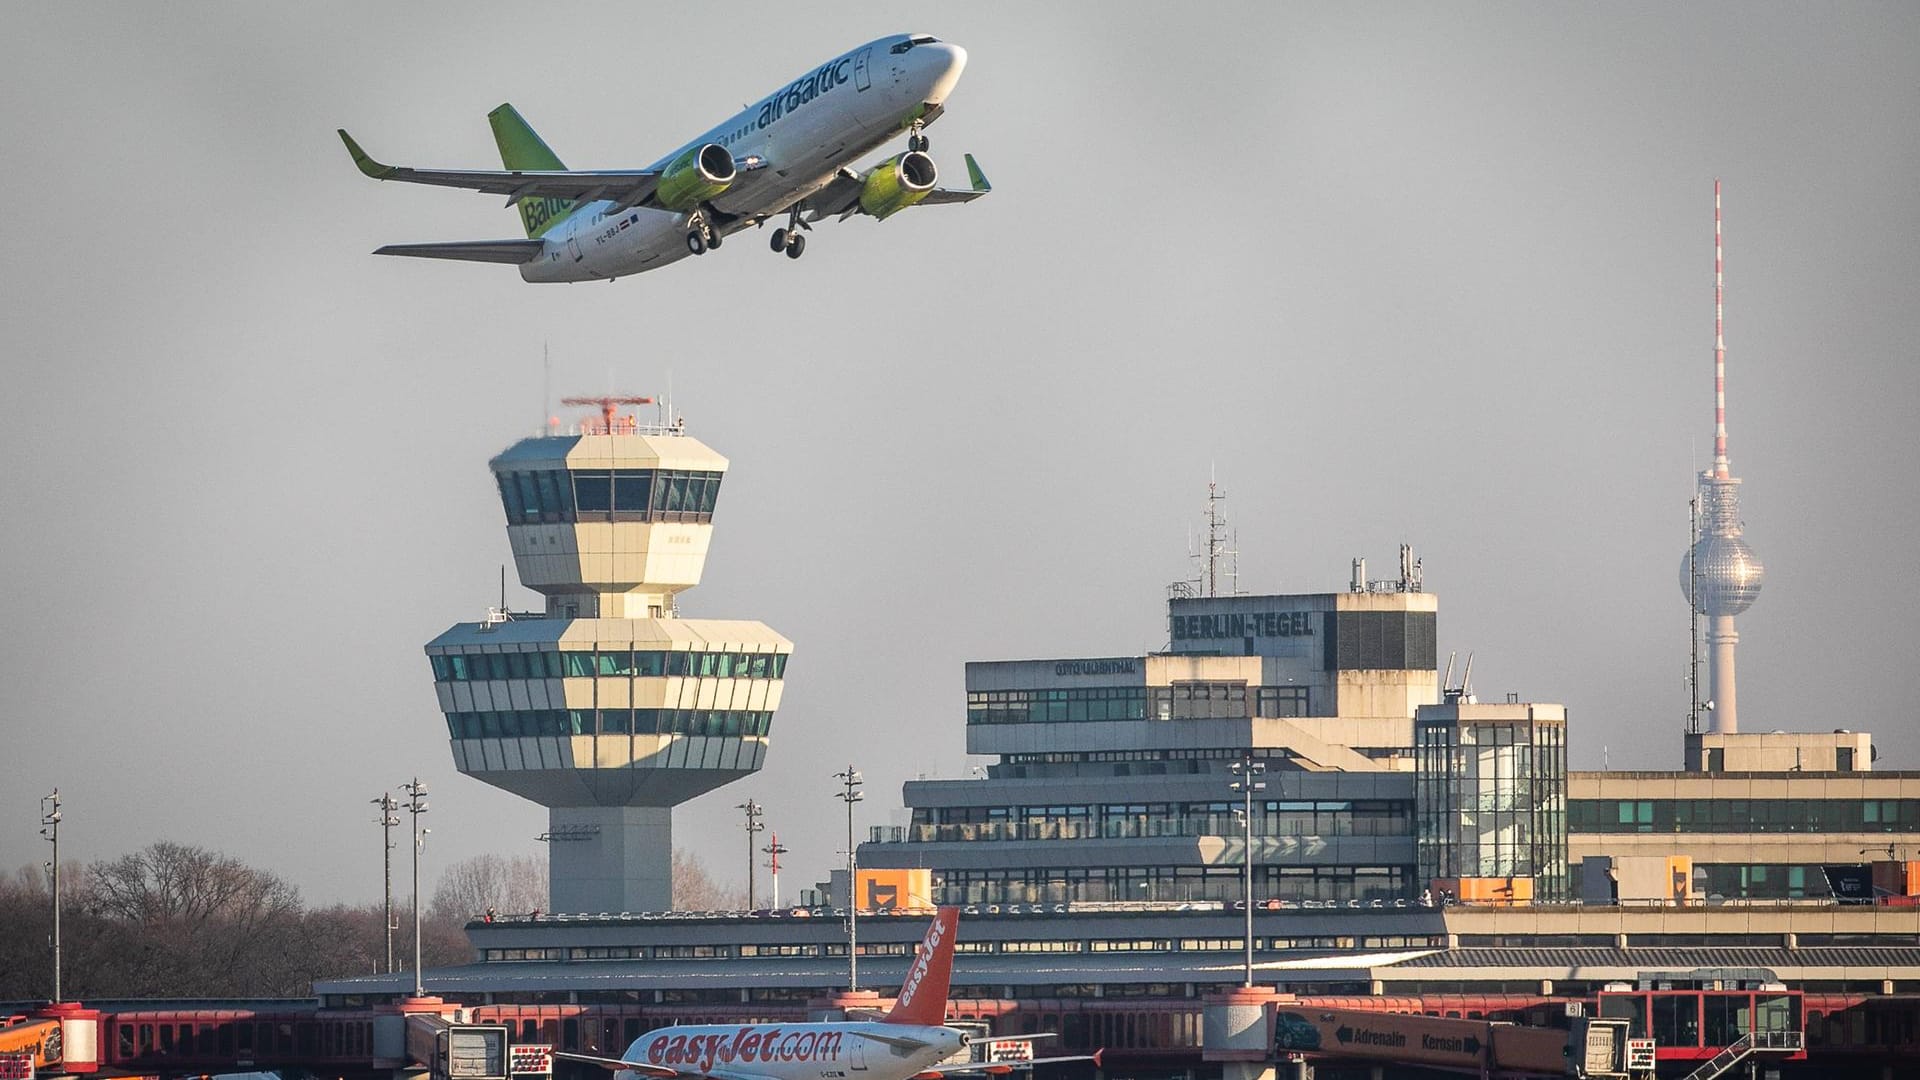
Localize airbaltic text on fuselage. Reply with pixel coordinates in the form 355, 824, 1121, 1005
757, 58, 854, 130
643, 1027, 848, 1073
1170, 611, 1316, 641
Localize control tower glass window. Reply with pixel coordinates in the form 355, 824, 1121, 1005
494, 468, 723, 525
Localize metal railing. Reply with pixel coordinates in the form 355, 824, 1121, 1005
1679, 1030, 1804, 1080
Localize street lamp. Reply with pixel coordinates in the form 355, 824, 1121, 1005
372, 793, 400, 974
402, 777, 429, 997
40, 790, 61, 1003
737, 800, 765, 909
833, 766, 864, 990
1228, 755, 1266, 989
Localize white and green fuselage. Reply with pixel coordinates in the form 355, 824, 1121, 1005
516, 35, 965, 282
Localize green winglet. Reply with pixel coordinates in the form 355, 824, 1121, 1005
337, 129, 395, 179
964, 153, 991, 193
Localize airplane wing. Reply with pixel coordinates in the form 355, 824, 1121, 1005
910, 1051, 1103, 1079
339, 130, 664, 210
373, 239, 546, 264
917, 154, 993, 205
806, 154, 991, 222
550, 1052, 678, 1077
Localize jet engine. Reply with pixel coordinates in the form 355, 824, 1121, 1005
858, 151, 938, 220
655, 143, 737, 211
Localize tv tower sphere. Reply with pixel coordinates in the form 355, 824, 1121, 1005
1681, 477, 1765, 616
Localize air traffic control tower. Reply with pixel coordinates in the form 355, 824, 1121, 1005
424, 397, 791, 913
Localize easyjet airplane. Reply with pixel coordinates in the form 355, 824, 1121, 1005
557, 908, 1096, 1080
338, 34, 990, 283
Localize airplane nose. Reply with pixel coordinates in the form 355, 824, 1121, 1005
923, 42, 967, 102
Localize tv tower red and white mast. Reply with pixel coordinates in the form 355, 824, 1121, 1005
1682, 180, 1765, 734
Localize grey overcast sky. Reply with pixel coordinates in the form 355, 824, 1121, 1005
3, 4, 1917, 907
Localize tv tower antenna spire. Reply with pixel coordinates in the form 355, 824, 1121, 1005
1713, 179, 1729, 479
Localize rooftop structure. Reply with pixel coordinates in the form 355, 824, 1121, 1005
424, 398, 791, 913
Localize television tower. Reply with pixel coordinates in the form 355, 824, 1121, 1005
1680, 181, 1764, 733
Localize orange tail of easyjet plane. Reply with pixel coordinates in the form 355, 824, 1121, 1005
882, 906, 959, 1027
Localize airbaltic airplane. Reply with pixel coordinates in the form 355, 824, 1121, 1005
338, 34, 989, 283
556, 909, 1096, 1080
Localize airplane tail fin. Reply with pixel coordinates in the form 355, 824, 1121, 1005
882, 907, 959, 1027
488, 103, 573, 238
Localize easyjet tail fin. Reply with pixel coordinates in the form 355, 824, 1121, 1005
487, 103, 574, 238
882, 907, 959, 1026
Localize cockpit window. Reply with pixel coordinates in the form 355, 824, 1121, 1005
890, 35, 939, 54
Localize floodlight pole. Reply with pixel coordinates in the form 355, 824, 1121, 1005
737, 800, 765, 909
373, 793, 400, 973
41, 790, 62, 1003
834, 766, 864, 991
1229, 755, 1267, 989
403, 778, 430, 997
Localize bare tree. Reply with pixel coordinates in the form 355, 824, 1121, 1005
672, 848, 744, 910
81, 841, 304, 997
431, 853, 547, 921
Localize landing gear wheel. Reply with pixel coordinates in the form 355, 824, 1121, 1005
771, 227, 789, 253
786, 234, 806, 259
707, 227, 722, 249
685, 230, 706, 256
908, 133, 929, 153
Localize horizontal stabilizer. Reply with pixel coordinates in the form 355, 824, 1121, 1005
373, 240, 545, 264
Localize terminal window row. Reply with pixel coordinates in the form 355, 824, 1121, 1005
431, 649, 788, 682
479, 930, 1444, 964
965, 685, 1308, 725
1570, 797, 1920, 834
497, 468, 723, 525
933, 865, 1410, 905
445, 708, 773, 739
907, 800, 1409, 842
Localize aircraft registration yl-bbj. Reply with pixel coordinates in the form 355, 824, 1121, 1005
556, 908, 1098, 1080
338, 33, 990, 283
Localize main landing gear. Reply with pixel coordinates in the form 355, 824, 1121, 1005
769, 204, 811, 260
907, 120, 930, 153
684, 211, 723, 256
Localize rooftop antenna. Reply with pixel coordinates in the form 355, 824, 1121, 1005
1442, 651, 1457, 697
1197, 469, 1239, 597
561, 395, 656, 436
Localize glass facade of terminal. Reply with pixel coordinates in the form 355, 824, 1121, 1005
908, 799, 1408, 842
932, 864, 1411, 904
495, 468, 724, 525
1416, 712, 1569, 899
1571, 798, 1920, 833
430, 649, 788, 682
966, 685, 1310, 725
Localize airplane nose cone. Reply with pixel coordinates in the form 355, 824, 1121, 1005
923, 42, 967, 102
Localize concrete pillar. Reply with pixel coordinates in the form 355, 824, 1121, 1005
1709, 615, 1739, 734
1203, 987, 1285, 1080
548, 805, 673, 913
